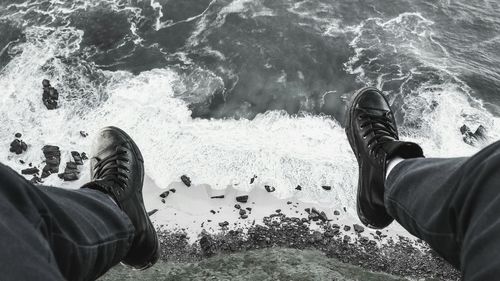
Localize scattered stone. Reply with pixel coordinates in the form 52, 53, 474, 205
42, 79, 59, 110
147, 209, 158, 216
170, 188, 176, 193
71, 151, 84, 165
305, 208, 311, 214
287, 201, 292, 205
218, 221, 229, 228
15, 133, 22, 138
250, 175, 257, 184
234, 204, 241, 209
41, 145, 61, 178
81, 152, 89, 160
200, 235, 214, 257
10, 139, 28, 155
210, 210, 216, 214
376, 230, 382, 236
159, 191, 170, 198
239, 209, 246, 216
246, 207, 252, 211
344, 225, 351, 231
334, 210, 340, 216
295, 185, 302, 191
19, 160, 25, 164
236, 195, 248, 203
161, 199, 166, 204
30, 176, 42, 184
211, 195, 225, 199
461, 124, 488, 146
322, 186, 332, 191
264, 185, 276, 192
21, 167, 39, 175
275, 209, 281, 213
241, 214, 248, 219
354, 224, 365, 233
58, 161, 80, 181
181, 175, 191, 187
343, 207, 347, 212
80, 131, 89, 138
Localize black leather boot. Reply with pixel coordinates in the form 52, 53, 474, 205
83, 126, 159, 269
345, 87, 424, 229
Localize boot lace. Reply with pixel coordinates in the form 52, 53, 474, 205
93, 147, 130, 190
359, 111, 398, 155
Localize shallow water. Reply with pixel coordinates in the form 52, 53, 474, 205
99, 248, 413, 281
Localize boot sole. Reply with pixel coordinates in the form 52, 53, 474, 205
345, 87, 393, 229
102, 126, 161, 270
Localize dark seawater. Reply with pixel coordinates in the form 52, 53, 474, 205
1, 0, 499, 121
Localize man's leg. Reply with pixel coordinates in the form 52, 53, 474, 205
0, 163, 135, 281
385, 140, 500, 280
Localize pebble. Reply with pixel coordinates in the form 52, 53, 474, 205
264, 185, 276, 192
236, 195, 248, 203
322, 186, 332, 191
354, 224, 365, 233
181, 175, 191, 187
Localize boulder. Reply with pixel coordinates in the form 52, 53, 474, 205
264, 185, 276, 192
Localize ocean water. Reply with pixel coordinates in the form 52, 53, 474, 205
1, 0, 499, 207
0, 0, 498, 279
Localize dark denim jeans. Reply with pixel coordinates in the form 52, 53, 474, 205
0, 164, 135, 281
386, 140, 500, 281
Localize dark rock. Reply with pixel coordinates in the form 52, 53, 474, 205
250, 175, 257, 184
15, 133, 22, 138
322, 186, 332, 191
287, 201, 292, 205
305, 208, 311, 214
147, 209, 158, 216
170, 188, 176, 193
211, 195, 225, 199
234, 204, 241, 209
246, 207, 252, 211
210, 210, 216, 214
58, 172, 79, 181
42, 79, 59, 110
160, 191, 170, 198
236, 195, 248, 203
161, 199, 166, 204
218, 221, 229, 228
41, 145, 61, 178
376, 230, 382, 236
264, 185, 276, 192
30, 176, 42, 184
344, 225, 351, 231
295, 185, 302, 191
200, 235, 214, 257
19, 160, 25, 164
21, 167, 39, 175
343, 207, 347, 212
80, 131, 88, 138
181, 175, 191, 187
71, 151, 83, 165
10, 139, 28, 154
275, 209, 281, 213
461, 124, 488, 146
334, 210, 340, 216
239, 209, 246, 216
81, 152, 88, 160
241, 214, 248, 219
354, 224, 365, 233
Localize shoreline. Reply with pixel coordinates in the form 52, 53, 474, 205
143, 177, 460, 280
